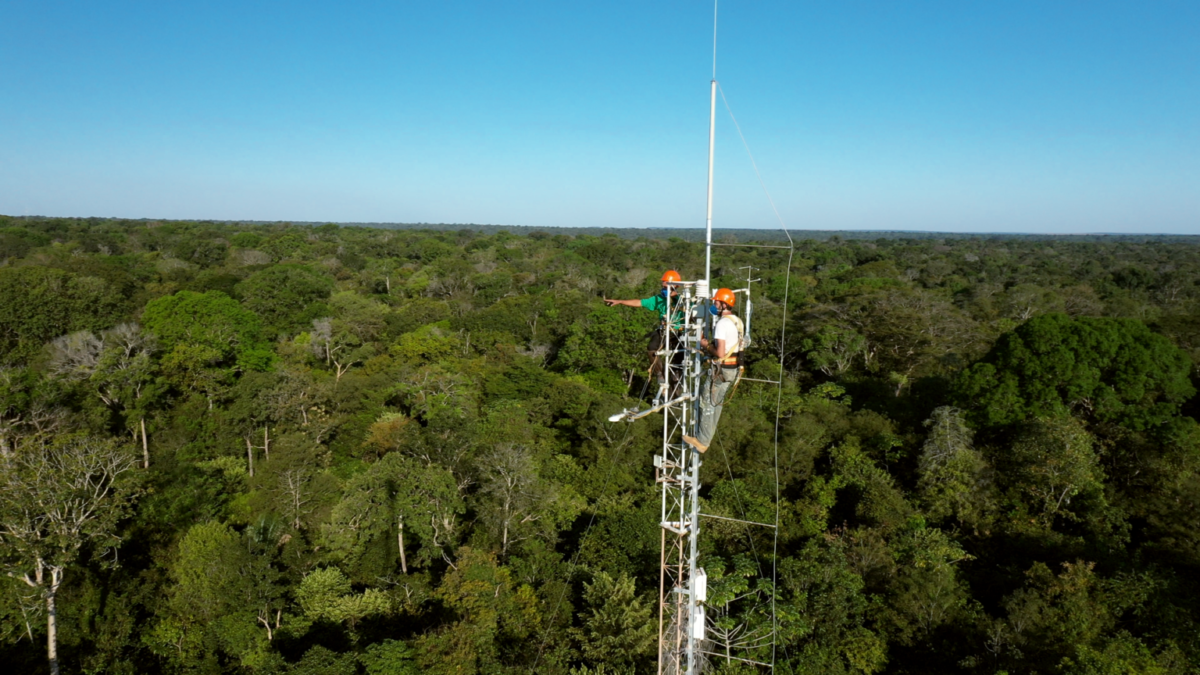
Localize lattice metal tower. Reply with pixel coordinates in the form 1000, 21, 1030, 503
618, 20, 723, 674
607, 280, 711, 675
614, 5, 782, 667
654, 281, 707, 675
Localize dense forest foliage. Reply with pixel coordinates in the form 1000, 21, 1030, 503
1, 214, 1199, 675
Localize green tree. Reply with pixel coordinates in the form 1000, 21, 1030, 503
0, 267, 125, 364
236, 265, 335, 338
954, 314, 1194, 430
571, 571, 655, 670
1060, 633, 1172, 675
801, 325, 867, 377
1004, 416, 1112, 532
289, 645, 358, 675
148, 521, 285, 671
804, 286, 981, 379
142, 290, 273, 371
160, 343, 234, 409
916, 406, 994, 529
885, 526, 972, 646
477, 443, 584, 556
987, 561, 1145, 672
254, 433, 340, 531
173, 238, 228, 268
0, 226, 50, 259
776, 538, 888, 675
322, 451, 465, 576
416, 547, 540, 675
295, 567, 391, 631
1001, 283, 1066, 321
309, 292, 388, 382
309, 318, 349, 378
0, 366, 60, 457
556, 307, 653, 391
359, 640, 421, 675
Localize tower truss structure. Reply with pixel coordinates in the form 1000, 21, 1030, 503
654, 281, 706, 675
607, 280, 710, 674
609, 276, 780, 675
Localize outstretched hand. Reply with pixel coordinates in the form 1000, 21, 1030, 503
603, 297, 619, 306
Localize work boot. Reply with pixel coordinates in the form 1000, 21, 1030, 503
682, 435, 708, 453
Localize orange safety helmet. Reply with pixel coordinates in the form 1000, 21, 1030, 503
713, 288, 736, 307
661, 270, 682, 283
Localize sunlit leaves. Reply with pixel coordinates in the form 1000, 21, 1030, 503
955, 314, 1194, 430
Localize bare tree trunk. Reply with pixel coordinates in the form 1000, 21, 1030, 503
257, 612, 274, 641
398, 515, 408, 574
263, 426, 270, 462
501, 497, 513, 556
334, 361, 357, 382
140, 417, 149, 469
246, 437, 255, 478
47, 569, 61, 675
280, 468, 309, 530
2, 439, 137, 675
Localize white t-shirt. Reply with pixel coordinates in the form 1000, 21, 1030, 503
713, 315, 741, 357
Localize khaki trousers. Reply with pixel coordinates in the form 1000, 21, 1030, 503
696, 366, 739, 447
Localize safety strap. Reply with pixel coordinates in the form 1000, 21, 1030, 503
717, 314, 745, 366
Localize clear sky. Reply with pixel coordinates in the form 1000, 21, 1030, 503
1, 1, 1197, 233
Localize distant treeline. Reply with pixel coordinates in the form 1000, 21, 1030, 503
7, 214, 1197, 244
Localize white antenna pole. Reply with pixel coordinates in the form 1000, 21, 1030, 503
705, 80, 716, 286
705, 1, 717, 285
695, 7, 718, 674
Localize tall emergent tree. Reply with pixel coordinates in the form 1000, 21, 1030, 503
954, 314, 1194, 430
0, 435, 138, 675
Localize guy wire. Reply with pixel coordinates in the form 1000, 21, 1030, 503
714, 80, 796, 668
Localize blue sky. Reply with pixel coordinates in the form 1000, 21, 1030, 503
1, 1, 1197, 233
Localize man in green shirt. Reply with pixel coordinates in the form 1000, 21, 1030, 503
604, 270, 685, 394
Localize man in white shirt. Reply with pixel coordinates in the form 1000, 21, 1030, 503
684, 288, 743, 453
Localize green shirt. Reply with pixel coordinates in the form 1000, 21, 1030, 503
640, 293, 685, 329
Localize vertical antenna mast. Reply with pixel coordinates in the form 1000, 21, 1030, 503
613, 2, 785, 672
705, 1, 718, 285
649, 5, 720, 674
